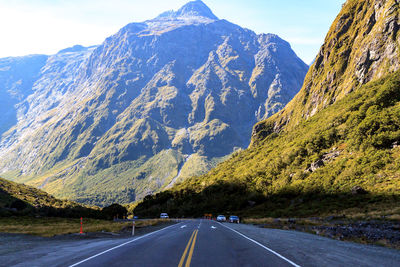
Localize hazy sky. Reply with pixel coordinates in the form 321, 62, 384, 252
0, 0, 345, 63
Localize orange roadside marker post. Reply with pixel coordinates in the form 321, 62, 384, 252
80, 217, 84, 234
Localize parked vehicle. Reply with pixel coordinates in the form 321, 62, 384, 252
160, 213, 169, 218
216, 215, 226, 222
229, 215, 239, 223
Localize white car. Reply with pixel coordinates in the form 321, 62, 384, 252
160, 213, 169, 218
216, 215, 226, 222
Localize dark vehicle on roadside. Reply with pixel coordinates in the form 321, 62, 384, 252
216, 215, 226, 222
229, 215, 239, 223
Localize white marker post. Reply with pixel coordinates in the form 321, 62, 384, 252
132, 219, 135, 236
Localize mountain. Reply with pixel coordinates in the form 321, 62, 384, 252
134, 0, 400, 217
0, 1, 308, 206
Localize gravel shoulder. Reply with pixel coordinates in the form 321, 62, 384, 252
224, 222, 400, 267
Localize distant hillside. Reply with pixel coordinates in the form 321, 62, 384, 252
0, 177, 99, 218
134, 0, 400, 217
0, 0, 307, 206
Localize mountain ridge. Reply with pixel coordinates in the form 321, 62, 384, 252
0, 1, 307, 206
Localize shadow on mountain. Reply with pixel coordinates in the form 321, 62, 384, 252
0, 179, 104, 218
134, 180, 400, 218
0, 187, 34, 216
0, 189, 102, 218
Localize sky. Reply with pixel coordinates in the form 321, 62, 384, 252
0, 0, 345, 64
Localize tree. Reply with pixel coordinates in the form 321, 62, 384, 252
102, 203, 127, 220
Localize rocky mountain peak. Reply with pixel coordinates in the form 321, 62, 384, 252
155, 0, 218, 21
176, 0, 218, 19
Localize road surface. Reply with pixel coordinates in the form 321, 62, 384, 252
68, 219, 295, 267
2, 219, 400, 266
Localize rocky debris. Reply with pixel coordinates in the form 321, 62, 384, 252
305, 148, 342, 173
351, 186, 368, 195
305, 159, 324, 173
392, 141, 399, 148
321, 148, 341, 162
260, 218, 400, 249
311, 221, 400, 246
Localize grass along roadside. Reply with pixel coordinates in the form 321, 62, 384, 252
0, 217, 171, 237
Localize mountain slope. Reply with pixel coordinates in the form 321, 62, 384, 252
253, 0, 400, 138
0, 55, 48, 135
134, 0, 400, 217
0, 1, 307, 205
0, 177, 98, 217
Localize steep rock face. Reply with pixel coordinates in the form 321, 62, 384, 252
0, 46, 96, 173
253, 0, 400, 142
0, 1, 307, 205
0, 55, 48, 135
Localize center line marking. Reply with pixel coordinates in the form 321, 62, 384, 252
185, 230, 198, 267
178, 229, 198, 267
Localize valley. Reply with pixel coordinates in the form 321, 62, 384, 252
0, 0, 400, 264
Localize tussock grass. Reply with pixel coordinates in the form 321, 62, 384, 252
0, 217, 170, 237
340, 205, 400, 221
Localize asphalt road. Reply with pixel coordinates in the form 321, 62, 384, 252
2, 219, 400, 266
68, 220, 296, 267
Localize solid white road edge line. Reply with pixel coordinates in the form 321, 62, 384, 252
68, 221, 185, 267
217, 222, 301, 267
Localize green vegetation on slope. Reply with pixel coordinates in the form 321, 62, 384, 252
0, 177, 100, 218
134, 71, 400, 217
8, 149, 226, 207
